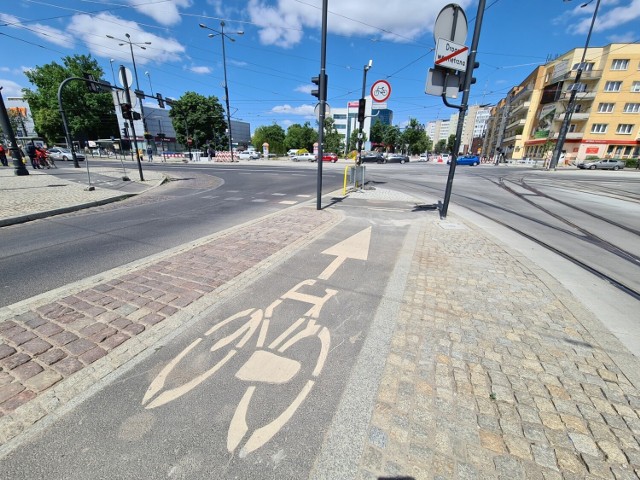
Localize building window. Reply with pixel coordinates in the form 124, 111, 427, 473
632, 81, 640, 93
569, 124, 577, 132
616, 124, 634, 134
604, 81, 622, 92
623, 103, 640, 113
611, 59, 629, 70
591, 123, 608, 133
572, 62, 594, 71
598, 103, 615, 113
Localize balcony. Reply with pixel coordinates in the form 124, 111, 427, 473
506, 118, 526, 130
511, 86, 533, 102
556, 111, 590, 121
562, 91, 596, 100
510, 102, 531, 115
503, 133, 523, 143
549, 131, 584, 140
564, 69, 603, 81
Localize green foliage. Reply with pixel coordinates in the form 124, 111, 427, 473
400, 118, 430, 155
348, 129, 367, 151
369, 119, 386, 145
435, 139, 447, 153
323, 117, 342, 154
22, 54, 116, 144
284, 122, 317, 152
382, 125, 400, 151
252, 124, 285, 154
447, 134, 456, 154
168, 91, 226, 149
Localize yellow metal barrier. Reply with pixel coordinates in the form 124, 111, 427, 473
343, 165, 351, 195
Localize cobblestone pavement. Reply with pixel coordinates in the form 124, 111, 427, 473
357, 215, 640, 480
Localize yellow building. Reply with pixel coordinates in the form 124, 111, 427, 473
487, 44, 640, 163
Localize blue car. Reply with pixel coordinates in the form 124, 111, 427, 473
448, 154, 480, 166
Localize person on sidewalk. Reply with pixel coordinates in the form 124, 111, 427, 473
26, 142, 40, 169
147, 146, 153, 162
0, 143, 8, 166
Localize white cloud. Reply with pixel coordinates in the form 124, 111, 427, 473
607, 31, 637, 43
562, 0, 640, 36
68, 13, 186, 64
190, 65, 212, 74
272, 104, 315, 115
247, 0, 474, 48
228, 59, 248, 67
126, 0, 192, 26
0, 79, 25, 97
296, 84, 314, 94
0, 13, 75, 48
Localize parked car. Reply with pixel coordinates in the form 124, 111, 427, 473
360, 152, 385, 163
577, 159, 625, 170
291, 152, 316, 162
47, 147, 85, 161
418, 153, 429, 161
287, 149, 301, 157
322, 153, 338, 163
448, 154, 480, 166
385, 153, 410, 164
237, 151, 259, 160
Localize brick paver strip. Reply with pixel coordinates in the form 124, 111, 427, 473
0, 205, 339, 448
357, 219, 640, 479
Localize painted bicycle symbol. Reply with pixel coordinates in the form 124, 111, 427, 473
142, 227, 372, 457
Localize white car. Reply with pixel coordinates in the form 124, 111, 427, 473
237, 151, 259, 160
291, 152, 316, 162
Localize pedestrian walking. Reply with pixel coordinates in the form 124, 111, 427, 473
0, 143, 8, 166
146, 146, 153, 162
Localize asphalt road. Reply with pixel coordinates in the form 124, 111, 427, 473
0, 162, 344, 308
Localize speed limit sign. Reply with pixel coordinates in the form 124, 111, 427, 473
370, 80, 391, 103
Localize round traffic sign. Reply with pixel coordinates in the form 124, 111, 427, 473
370, 80, 391, 103
434, 3, 468, 45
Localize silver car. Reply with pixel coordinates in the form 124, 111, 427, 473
47, 147, 85, 161
577, 159, 625, 170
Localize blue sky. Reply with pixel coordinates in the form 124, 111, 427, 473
2, 0, 639, 134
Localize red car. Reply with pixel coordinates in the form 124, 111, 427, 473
322, 153, 338, 163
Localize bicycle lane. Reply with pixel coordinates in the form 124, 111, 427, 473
0, 197, 427, 479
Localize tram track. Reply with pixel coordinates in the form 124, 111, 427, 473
379, 171, 640, 301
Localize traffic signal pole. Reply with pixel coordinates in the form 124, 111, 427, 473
315, 0, 329, 210
120, 65, 144, 181
440, 0, 485, 219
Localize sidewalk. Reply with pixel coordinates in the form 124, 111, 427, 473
0, 166, 639, 479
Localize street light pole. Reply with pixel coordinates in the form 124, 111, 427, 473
200, 22, 243, 163
145, 71, 154, 97
106, 33, 152, 141
550, 0, 601, 170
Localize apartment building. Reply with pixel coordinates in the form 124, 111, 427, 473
330, 98, 393, 153
485, 43, 640, 162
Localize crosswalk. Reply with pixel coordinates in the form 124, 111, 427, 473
199, 192, 313, 206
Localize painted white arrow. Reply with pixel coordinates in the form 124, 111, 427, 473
318, 226, 372, 280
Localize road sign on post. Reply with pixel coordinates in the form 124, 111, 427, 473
370, 80, 391, 103
435, 39, 468, 72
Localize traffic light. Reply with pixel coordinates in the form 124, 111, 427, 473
310, 73, 327, 100
83, 73, 99, 93
157, 93, 165, 109
357, 98, 366, 124
144, 132, 153, 140
121, 103, 132, 120
121, 128, 128, 137
132, 111, 141, 120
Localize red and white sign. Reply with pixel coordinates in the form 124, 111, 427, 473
348, 101, 360, 108
370, 80, 391, 103
435, 39, 468, 72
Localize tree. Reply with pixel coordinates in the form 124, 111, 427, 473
382, 125, 401, 152
447, 134, 457, 154
400, 118, 430, 155
22, 54, 116, 145
435, 139, 447, 153
369, 119, 386, 145
252, 124, 285, 154
168, 91, 226, 150
284, 122, 316, 152
323, 117, 342, 154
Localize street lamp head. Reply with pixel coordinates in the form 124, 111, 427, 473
220, 21, 226, 27
125, 33, 131, 39
199, 23, 207, 29
106, 35, 114, 39
208, 33, 215, 38
236, 31, 245, 35
110, 58, 114, 63
367, 59, 373, 68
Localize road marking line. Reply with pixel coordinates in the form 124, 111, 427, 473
279, 201, 297, 205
